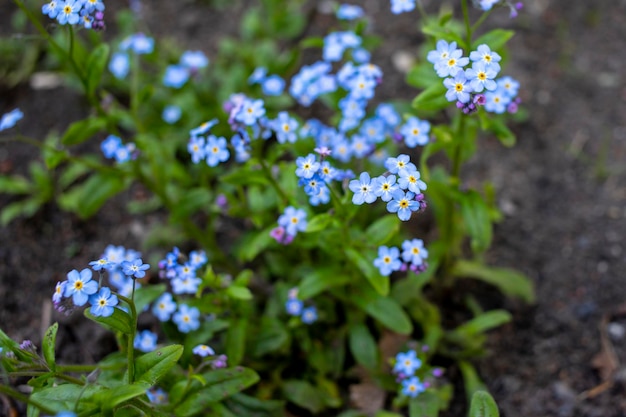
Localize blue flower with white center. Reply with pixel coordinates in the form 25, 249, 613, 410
295, 154, 320, 179
42, 1, 60, 18
113, 143, 134, 163
104, 246, 125, 265
348, 73, 376, 100
497, 76, 520, 98
64, 268, 98, 307
278, 206, 308, 236
180, 50, 209, 69
470, 44, 502, 71
248, 67, 267, 85
435, 47, 469, 78
398, 168, 427, 193
360, 118, 386, 144
231, 132, 251, 162
286, 298, 303, 316
309, 185, 330, 206
109, 52, 129, 79
318, 161, 337, 183
390, 0, 416, 14
80, 12, 94, 29
465, 61, 498, 92
83, 0, 105, 13
376, 103, 400, 127
373, 246, 402, 276
187, 136, 206, 164
162, 105, 182, 124
122, 258, 150, 279
124, 33, 154, 54
190, 119, 219, 137
444, 72, 473, 103
205, 135, 230, 167
372, 175, 398, 202
300, 174, 324, 197
401, 376, 425, 397
172, 276, 202, 294
484, 89, 511, 114
351, 135, 372, 158
393, 349, 422, 375
349, 172, 377, 205
271, 111, 298, 144
402, 238, 429, 266
147, 388, 168, 404
352, 47, 371, 64
337, 4, 364, 20
261, 75, 285, 96
89, 257, 110, 271
193, 344, 215, 357
88, 287, 118, 317
427, 40, 457, 66
301, 306, 318, 324
134, 330, 157, 352
235, 98, 266, 126
387, 189, 419, 221
173, 304, 200, 333
56, 1, 82, 25
384, 154, 416, 174
339, 97, 366, 121
332, 138, 353, 163
101, 135, 122, 159
0, 109, 23, 131
478, 0, 499, 11
189, 250, 207, 268
152, 292, 177, 322
163, 65, 190, 88
53, 281, 66, 304
400, 117, 430, 147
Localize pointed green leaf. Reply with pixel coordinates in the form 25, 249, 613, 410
84, 307, 133, 334
346, 248, 389, 296
451, 310, 511, 339
133, 344, 183, 386
59, 172, 127, 219
226, 319, 247, 366
409, 390, 440, 417
412, 82, 449, 112
227, 285, 253, 300
42, 323, 58, 371
282, 379, 326, 414
298, 266, 351, 299
460, 191, 493, 254
133, 284, 167, 313
458, 361, 487, 402
60, 117, 107, 146
469, 391, 500, 417
86, 44, 110, 96
365, 215, 400, 246
348, 324, 378, 370
472, 29, 514, 51
96, 382, 150, 410
305, 213, 334, 233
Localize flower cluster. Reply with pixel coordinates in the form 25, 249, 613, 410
53, 245, 148, 316
193, 344, 228, 368
100, 134, 136, 163
0, 108, 23, 132
428, 40, 520, 114
108, 33, 155, 79
42, 0, 105, 29
163, 50, 209, 89
271, 206, 308, 244
350, 154, 427, 221
373, 238, 428, 276
187, 119, 230, 167
392, 347, 444, 398
285, 288, 318, 324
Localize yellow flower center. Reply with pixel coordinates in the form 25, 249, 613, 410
74, 281, 83, 290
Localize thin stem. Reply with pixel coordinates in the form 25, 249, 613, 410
117, 294, 137, 384
259, 157, 290, 206
471, 9, 493, 34
461, 0, 472, 49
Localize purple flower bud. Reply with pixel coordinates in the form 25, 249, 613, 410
507, 102, 519, 114
474, 94, 486, 106
433, 368, 444, 377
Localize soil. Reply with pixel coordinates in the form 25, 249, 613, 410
1, 1, 626, 416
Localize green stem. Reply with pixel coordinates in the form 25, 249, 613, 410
117, 294, 137, 384
259, 157, 290, 206
461, 0, 472, 49
0, 384, 56, 415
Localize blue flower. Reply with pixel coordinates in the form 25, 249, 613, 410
190, 119, 219, 137
427, 40, 457, 66
171, 275, 202, 294
398, 167, 427, 193
384, 154, 416, 174
400, 117, 430, 147
89, 257, 111, 271
469, 44, 502, 71
348, 73, 376, 100
152, 292, 177, 321
373, 246, 402, 276
235, 98, 265, 126
88, 287, 118, 317
134, 330, 157, 352
336, 4, 364, 20
271, 111, 298, 144
387, 190, 420, 221
350, 135, 372, 159
180, 50, 209, 69
401, 238, 429, 266
55, 412, 77, 417
163, 65, 190, 88
193, 344, 215, 357
484, 89, 511, 114
444, 72, 473, 103
286, 299, 303, 316
122, 33, 154, 54
401, 376, 425, 397
301, 306, 318, 324
393, 349, 422, 375
56, 1, 82, 25
83, 0, 105, 13
147, 388, 168, 404
248, 67, 267, 85
189, 250, 207, 268
497, 76, 520, 98
465, 61, 498, 93
42, 1, 60, 18
261, 75, 285, 96
121, 258, 150, 279
0, 109, 23, 131
390, 0, 416, 14
173, 304, 201, 333
376, 103, 400, 127
109, 52, 130, 79
318, 161, 337, 183
295, 154, 320, 179
349, 172, 377, 205
52, 281, 66, 304
277, 206, 308, 236
64, 269, 98, 306
114, 143, 134, 163
372, 175, 398, 202
162, 105, 182, 124
204, 135, 230, 167
435, 46, 469, 78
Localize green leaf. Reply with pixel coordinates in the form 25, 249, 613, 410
458, 361, 487, 402
409, 390, 440, 417
298, 266, 351, 299
0, 175, 32, 194
235, 226, 274, 262
282, 380, 326, 414
226, 319, 247, 366
42, 323, 58, 371
345, 248, 389, 296
227, 286, 253, 300
487, 117, 516, 147
348, 324, 378, 370
86, 43, 110, 96
352, 288, 412, 334
253, 317, 290, 357
365, 215, 400, 246
96, 382, 150, 411
176, 367, 260, 417
450, 310, 511, 339
133, 284, 167, 314
171, 188, 212, 221
133, 344, 183, 386
472, 29, 514, 51
59, 172, 127, 218
469, 391, 500, 417
225, 393, 285, 417
221, 166, 269, 186
460, 191, 493, 254
412, 82, 449, 112
0, 198, 41, 226
451, 260, 535, 303
305, 213, 334, 233
300, 36, 324, 48
60, 117, 107, 146
84, 307, 133, 334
